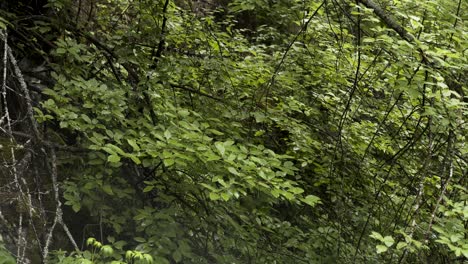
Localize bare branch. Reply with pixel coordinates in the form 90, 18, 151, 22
6, 45, 42, 142
357, 0, 414, 42
43, 147, 80, 263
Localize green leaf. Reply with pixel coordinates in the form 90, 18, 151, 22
221, 192, 230, 201
72, 203, 81, 212
282, 191, 294, 200
84, 182, 95, 190
101, 245, 114, 255
209, 192, 220, 201
383, 236, 395, 247
200, 183, 217, 192
289, 187, 304, 194
396, 242, 407, 250
462, 248, 468, 258
208, 129, 224, 136
450, 234, 462, 243
134, 237, 146, 242
271, 189, 281, 198
127, 139, 140, 151
153, 256, 170, 264
164, 158, 175, 167
301, 195, 320, 207
205, 151, 221, 161
215, 142, 225, 156
86, 237, 96, 246
128, 154, 141, 165
164, 130, 172, 139
0, 16, 9, 30
172, 250, 182, 262
254, 130, 265, 136
126, 250, 134, 260
105, 144, 126, 155
376, 245, 388, 254
227, 167, 239, 175
144, 254, 154, 263
370, 231, 384, 241
102, 185, 114, 195
108, 155, 121, 163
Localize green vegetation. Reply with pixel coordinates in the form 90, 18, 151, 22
0, 0, 466, 263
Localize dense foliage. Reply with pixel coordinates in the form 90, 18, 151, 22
0, 0, 466, 263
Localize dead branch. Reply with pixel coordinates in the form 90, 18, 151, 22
42, 147, 79, 263
358, 0, 414, 42
6, 45, 42, 142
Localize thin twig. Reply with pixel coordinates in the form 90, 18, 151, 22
152, 0, 171, 67
50, 148, 80, 251
425, 132, 455, 242
2, 29, 28, 264
6, 45, 42, 142
43, 148, 80, 262
258, 1, 326, 107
